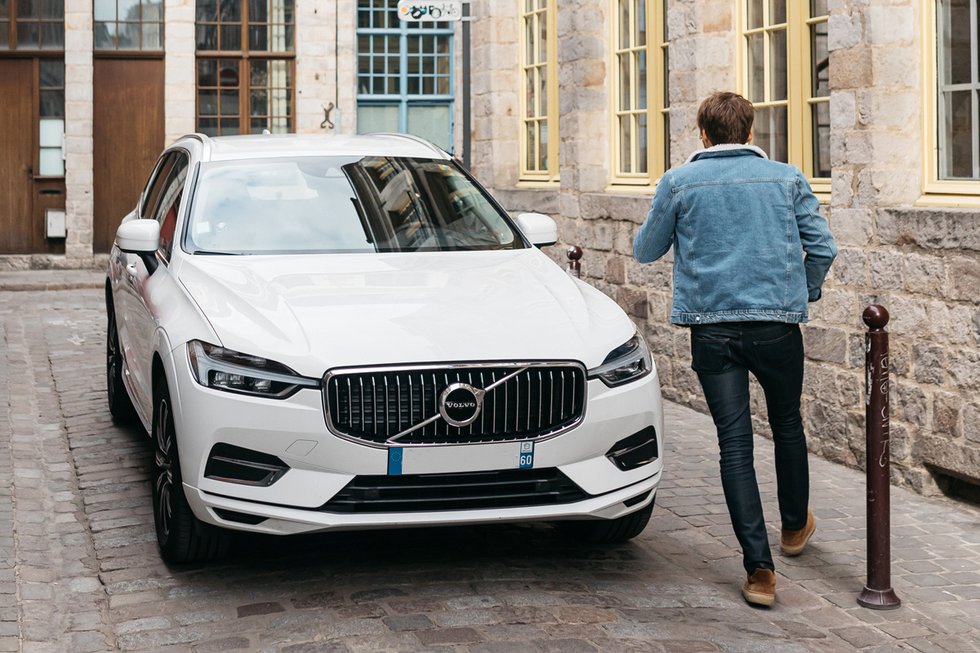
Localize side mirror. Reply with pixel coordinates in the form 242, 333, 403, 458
515, 212, 558, 247
116, 220, 161, 274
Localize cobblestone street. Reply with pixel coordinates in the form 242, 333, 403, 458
1, 277, 978, 652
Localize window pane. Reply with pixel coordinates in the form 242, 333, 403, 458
753, 105, 788, 162
811, 20, 829, 98
769, 0, 786, 24
40, 89, 64, 117
198, 90, 218, 115
618, 53, 631, 110
39, 117, 63, 146
637, 112, 648, 174
17, 0, 38, 18
40, 60, 64, 87
526, 122, 535, 169
636, 50, 647, 109
249, 0, 268, 23
199, 117, 218, 136
537, 121, 549, 171
618, 0, 630, 49
118, 0, 139, 20
219, 117, 240, 134
770, 29, 787, 102
357, 104, 400, 133
538, 64, 548, 116
747, 0, 764, 29
94, 0, 116, 21
41, 0, 62, 18
811, 100, 831, 178
142, 21, 162, 49
41, 21, 64, 48
0, 21, 8, 48
220, 90, 238, 115
526, 67, 536, 117
406, 104, 451, 150
219, 0, 241, 21
220, 24, 241, 50
942, 90, 974, 178
39, 147, 65, 176
17, 22, 39, 48
619, 114, 632, 173
144, 1, 163, 20
94, 21, 116, 48
746, 33, 764, 102
197, 0, 218, 21
811, 0, 827, 15
117, 22, 139, 48
537, 9, 547, 64
635, 0, 646, 46
197, 24, 218, 49
942, 0, 971, 85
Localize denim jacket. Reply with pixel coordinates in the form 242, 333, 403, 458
633, 145, 838, 325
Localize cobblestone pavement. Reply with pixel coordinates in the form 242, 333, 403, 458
1, 281, 978, 653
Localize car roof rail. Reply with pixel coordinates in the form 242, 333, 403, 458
368, 132, 449, 158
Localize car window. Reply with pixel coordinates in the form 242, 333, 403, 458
185, 156, 524, 255
152, 153, 189, 263
140, 153, 177, 220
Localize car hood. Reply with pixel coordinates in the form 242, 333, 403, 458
176, 249, 635, 376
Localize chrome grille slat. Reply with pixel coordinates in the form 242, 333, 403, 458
325, 363, 586, 446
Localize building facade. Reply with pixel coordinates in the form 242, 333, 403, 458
0, 0, 976, 496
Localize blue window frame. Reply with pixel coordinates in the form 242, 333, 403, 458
356, 0, 454, 152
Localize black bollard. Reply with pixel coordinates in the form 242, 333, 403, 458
566, 246, 583, 278
857, 305, 901, 610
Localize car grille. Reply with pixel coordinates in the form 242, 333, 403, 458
319, 468, 589, 513
324, 363, 586, 445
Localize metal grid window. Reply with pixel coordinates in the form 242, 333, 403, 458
195, 0, 295, 136
520, 0, 557, 181
94, 0, 164, 50
0, 0, 64, 50
741, 0, 828, 185
938, 0, 979, 180
38, 59, 64, 176
356, 0, 454, 152
612, 0, 670, 183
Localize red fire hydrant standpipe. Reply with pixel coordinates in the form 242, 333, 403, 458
857, 305, 902, 610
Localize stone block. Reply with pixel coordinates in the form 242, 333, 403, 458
948, 256, 980, 303
829, 48, 873, 89
865, 7, 914, 45
915, 434, 980, 485
933, 391, 963, 439
833, 247, 869, 286
830, 91, 856, 130
616, 286, 648, 319
893, 380, 929, 428
876, 208, 980, 252
912, 344, 945, 385
828, 13, 862, 51
626, 258, 672, 289
869, 249, 904, 290
965, 404, 980, 444
829, 208, 871, 246
927, 300, 976, 345
947, 348, 980, 390
804, 326, 849, 364
605, 256, 625, 285
831, 170, 854, 208
903, 253, 946, 297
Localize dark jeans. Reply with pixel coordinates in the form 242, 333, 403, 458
690, 321, 809, 575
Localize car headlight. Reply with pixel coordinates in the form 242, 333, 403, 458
187, 340, 319, 398
588, 333, 653, 387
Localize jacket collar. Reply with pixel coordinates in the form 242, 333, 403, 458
685, 143, 770, 164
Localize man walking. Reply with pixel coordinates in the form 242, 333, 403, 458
633, 92, 837, 606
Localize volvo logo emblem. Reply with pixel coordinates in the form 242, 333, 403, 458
439, 383, 485, 427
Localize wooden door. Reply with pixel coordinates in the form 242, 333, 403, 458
93, 58, 165, 253
0, 60, 36, 254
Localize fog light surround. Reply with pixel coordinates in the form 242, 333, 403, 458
606, 426, 659, 471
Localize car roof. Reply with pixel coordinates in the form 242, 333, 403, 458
181, 132, 451, 162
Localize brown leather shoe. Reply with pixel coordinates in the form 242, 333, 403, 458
781, 510, 816, 556
742, 568, 776, 607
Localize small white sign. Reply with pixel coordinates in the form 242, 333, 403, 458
46, 208, 66, 239
397, 0, 463, 22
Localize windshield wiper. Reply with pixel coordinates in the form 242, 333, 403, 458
191, 249, 238, 256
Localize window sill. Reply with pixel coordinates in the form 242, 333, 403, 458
915, 193, 980, 209
516, 179, 560, 189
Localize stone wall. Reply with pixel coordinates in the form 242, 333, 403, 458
475, 0, 980, 497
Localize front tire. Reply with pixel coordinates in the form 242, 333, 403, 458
152, 379, 230, 563
556, 500, 654, 544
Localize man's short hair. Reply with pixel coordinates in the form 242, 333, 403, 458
697, 92, 754, 145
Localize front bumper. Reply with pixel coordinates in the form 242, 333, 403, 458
168, 346, 664, 535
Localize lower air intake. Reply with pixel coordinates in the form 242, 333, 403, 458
320, 468, 589, 513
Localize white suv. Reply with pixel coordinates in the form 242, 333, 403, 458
106, 133, 664, 562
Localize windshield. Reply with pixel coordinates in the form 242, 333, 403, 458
185, 156, 525, 254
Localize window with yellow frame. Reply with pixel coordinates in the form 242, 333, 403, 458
922, 0, 980, 202
611, 0, 670, 185
739, 0, 829, 191
520, 0, 558, 183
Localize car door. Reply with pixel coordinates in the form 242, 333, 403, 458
126, 151, 191, 415
112, 152, 176, 420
